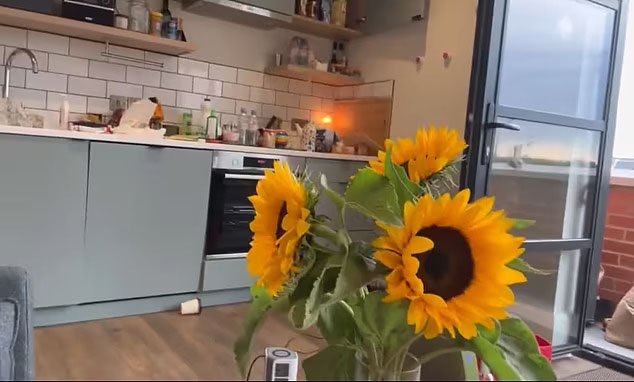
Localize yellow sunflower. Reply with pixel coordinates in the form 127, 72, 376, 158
369, 126, 467, 183
247, 161, 311, 296
372, 190, 526, 340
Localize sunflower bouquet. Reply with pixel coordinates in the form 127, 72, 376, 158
235, 127, 557, 381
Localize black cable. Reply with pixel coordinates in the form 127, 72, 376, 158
246, 354, 265, 382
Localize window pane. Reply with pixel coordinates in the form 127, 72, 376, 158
488, 119, 600, 239
498, 0, 614, 120
510, 249, 588, 348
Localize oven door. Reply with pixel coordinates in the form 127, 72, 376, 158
205, 170, 264, 258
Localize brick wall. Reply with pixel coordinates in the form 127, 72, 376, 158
599, 184, 634, 304
0, 25, 393, 131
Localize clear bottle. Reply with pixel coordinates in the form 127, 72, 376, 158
238, 108, 249, 145
247, 110, 260, 146
129, 0, 149, 34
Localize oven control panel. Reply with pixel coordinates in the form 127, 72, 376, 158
212, 151, 305, 172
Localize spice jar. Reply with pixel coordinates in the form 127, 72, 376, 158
149, 12, 162, 36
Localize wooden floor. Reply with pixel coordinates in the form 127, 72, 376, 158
35, 304, 322, 380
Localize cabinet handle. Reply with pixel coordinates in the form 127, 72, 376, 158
225, 174, 265, 181
206, 253, 247, 261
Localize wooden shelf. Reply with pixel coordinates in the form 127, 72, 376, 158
265, 65, 363, 86
289, 15, 362, 41
0, 6, 197, 56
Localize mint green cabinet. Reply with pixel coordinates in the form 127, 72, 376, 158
0, 134, 89, 308
83, 143, 213, 302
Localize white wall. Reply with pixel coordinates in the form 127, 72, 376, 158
614, 0, 634, 159
347, 0, 478, 140
144, 0, 331, 71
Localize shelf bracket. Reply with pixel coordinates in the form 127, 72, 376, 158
101, 42, 164, 68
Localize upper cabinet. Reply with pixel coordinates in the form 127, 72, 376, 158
347, 0, 428, 35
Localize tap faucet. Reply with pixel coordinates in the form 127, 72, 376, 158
3, 48, 38, 99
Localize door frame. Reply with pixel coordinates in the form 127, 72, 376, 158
462, 0, 631, 363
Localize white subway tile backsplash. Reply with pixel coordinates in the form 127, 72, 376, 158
373, 81, 394, 98
312, 83, 334, 99
0, 66, 26, 87
126, 66, 161, 87
287, 108, 310, 121
25, 108, 60, 130
48, 54, 88, 76
143, 87, 176, 107
276, 91, 299, 108
47, 92, 87, 113
193, 78, 222, 96
222, 82, 250, 101
210, 64, 237, 82
68, 76, 106, 97
250, 87, 275, 104
107, 45, 145, 67
107, 81, 143, 98
27, 31, 69, 55
0, 26, 27, 48
26, 71, 67, 92
10, 88, 46, 109
321, 98, 334, 112
238, 69, 263, 87
6, 49, 48, 71
335, 86, 354, 99
210, 97, 236, 114
220, 113, 238, 126
177, 91, 205, 109
235, 100, 262, 116
288, 79, 312, 95
89, 61, 126, 82
262, 104, 287, 120
69, 38, 104, 60
162, 106, 187, 123
263, 75, 289, 92
87, 97, 110, 114
161, 72, 193, 92
300, 95, 321, 111
178, 58, 209, 78
145, 52, 177, 72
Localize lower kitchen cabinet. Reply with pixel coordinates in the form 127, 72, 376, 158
0, 135, 89, 308
84, 143, 213, 302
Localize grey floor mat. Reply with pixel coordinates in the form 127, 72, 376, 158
568, 367, 634, 381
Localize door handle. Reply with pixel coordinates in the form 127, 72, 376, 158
486, 121, 521, 131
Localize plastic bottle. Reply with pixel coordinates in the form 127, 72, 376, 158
59, 95, 70, 130
238, 108, 249, 145
247, 110, 259, 146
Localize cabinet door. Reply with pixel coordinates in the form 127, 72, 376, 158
84, 143, 213, 302
0, 135, 88, 308
347, 0, 427, 34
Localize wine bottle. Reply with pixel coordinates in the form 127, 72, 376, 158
161, 0, 172, 37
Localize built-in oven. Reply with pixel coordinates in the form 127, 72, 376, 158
204, 151, 304, 260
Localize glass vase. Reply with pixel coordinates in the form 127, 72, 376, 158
354, 352, 421, 381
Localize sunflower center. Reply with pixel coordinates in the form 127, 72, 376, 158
276, 202, 288, 240
415, 226, 474, 301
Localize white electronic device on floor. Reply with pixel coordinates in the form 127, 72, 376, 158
264, 347, 298, 381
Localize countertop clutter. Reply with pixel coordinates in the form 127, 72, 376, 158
0, 125, 375, 162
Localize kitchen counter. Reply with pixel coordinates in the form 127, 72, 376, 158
0, 125, 376, 162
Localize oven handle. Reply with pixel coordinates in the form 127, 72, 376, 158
224, 174, 266, 181
206, 253, 248, 261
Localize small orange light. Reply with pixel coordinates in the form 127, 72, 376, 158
321, 115, 333, 124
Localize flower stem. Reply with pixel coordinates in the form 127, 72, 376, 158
419, 347, 463, 365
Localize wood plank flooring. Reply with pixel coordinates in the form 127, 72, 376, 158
35, 304, 322, 380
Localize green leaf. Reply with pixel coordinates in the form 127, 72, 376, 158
303, 346, 357, 381
510, 218, 536, 230
467, 336, 521, 381
330, 242, 384, 303
507, 257, 554, 276
478, 320, 501, 344
320, 174, 347, 226
234, 286, 274, 375
345, 168, 403, 226
498, 318, 557, 381
318, 301, 357, 345
383, 147, 424, 208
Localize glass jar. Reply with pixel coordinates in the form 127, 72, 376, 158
129, 0, 149, 34
332, 0, 347, 27
354, 352, 421, 381
149, 11, 163, 36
